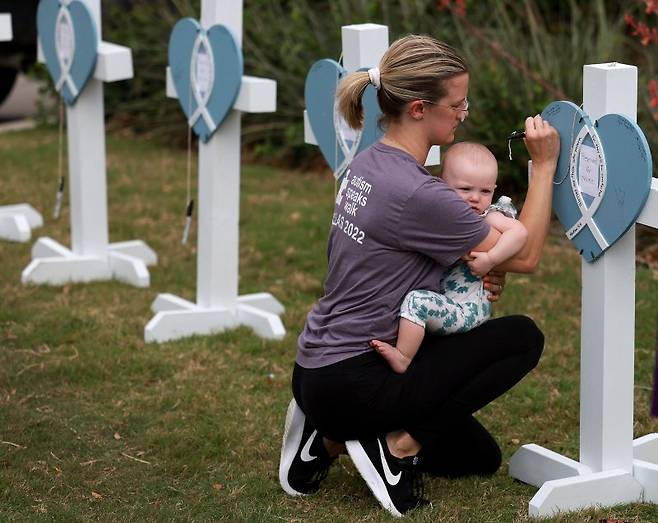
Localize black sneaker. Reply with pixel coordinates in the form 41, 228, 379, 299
279, 398, 335, 496
346, 436, 426, 517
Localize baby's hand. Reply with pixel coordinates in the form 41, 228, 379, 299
467, 251, 495, 277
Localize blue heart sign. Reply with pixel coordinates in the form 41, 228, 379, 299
168, 18, 243, 143
305, 59, 383, 179
37, 0, 98, 105
542, 100, 653, 261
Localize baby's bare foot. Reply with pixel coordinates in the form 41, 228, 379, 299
370, 340, 408, 374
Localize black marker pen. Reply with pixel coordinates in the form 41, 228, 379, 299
507, 130, 526, 160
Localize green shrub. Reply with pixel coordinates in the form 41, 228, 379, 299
46, 0, 656, 194
442, 0, 629, 191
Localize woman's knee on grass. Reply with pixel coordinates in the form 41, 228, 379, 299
516, 315, 544, 369
498, 315, 544, 369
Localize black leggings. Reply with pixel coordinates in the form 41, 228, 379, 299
292, 315, 544, 477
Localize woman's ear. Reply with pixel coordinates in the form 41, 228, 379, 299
407, 100, 425, 120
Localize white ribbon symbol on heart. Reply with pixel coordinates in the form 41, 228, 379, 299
332, 98, 363, 179
565, 121, 609, 250
188, 32, 217, 132
54, 1, 79, 98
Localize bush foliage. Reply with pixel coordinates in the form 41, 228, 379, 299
96, 0, 657, 194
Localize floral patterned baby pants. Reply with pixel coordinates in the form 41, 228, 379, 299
399, 261, 491, 335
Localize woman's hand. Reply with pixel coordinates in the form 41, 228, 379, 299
524, 114, 560, 170
483, 270, 507, 302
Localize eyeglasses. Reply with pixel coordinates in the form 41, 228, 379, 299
422, 97, 469, 112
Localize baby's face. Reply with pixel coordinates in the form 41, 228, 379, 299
443, 160, 497, 214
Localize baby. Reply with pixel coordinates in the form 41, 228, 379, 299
371, 142, 527, 373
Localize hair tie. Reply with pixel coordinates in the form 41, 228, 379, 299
367, 67, 381, 90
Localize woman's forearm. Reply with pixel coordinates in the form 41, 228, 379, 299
496, 161, 555, 273
494, 114, 560, 273
469, 115, 559, 274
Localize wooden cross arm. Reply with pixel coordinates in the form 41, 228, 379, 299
0, 13, 12, 41
303, 109, 440, 166
303, 110, 318, 145
165, 67, 276, 113
94, 42, 133, 82
37, 39, 134, 82
638, 177, 658, 228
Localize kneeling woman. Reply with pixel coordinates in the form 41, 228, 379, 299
279, 34, 559, 517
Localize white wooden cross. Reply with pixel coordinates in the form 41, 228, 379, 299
0, 12, 11, 40
22, 0, 156, 286
509, 62, 658, 517
0, 12, 44, 243
303, 23, 440, 171
145, 0, 284, 343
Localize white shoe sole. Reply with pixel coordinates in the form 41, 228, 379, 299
346, 439, 403, 518
278, 398, 306, 496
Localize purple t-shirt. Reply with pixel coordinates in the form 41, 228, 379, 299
296, 143, 490, 368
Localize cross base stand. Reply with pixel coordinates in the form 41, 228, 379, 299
0, 204, 43, 242
22, 237, 156, 287
145, 292, 285, 342
509, 434, 658, 516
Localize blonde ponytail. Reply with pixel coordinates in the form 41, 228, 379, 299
336, 71, 371, 130
336, 35, 468, 129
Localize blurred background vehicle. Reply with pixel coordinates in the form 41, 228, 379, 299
0, 1, 38, 107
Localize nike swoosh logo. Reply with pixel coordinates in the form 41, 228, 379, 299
378, 440, 401, 486
300, 430, 318, 462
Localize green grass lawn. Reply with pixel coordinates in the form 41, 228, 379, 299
1, 128, 657, 522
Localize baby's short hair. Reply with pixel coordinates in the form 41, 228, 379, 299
442, 142, 497, 177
